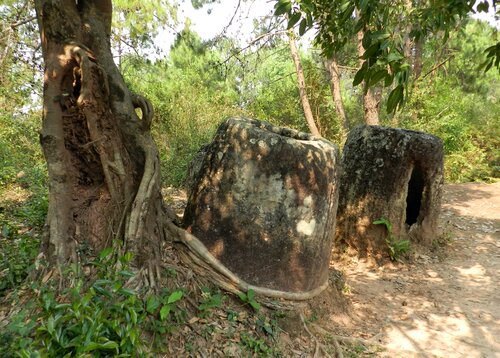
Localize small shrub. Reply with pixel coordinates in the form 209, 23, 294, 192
240, 333, 272, 355
0, 250, 147, 357
1, 247, 189, 356
21, 250, 147, 357
373, 218, 410, 261
197, 287, 223, 317
238, 288, 261, 311
0, 222, 39, 295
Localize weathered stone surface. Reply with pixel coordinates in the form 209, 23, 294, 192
184, 144, 208, 195
183, 118, 340, 292
335, 125, 444, 260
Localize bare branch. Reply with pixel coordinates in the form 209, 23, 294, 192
421, 55, 455, 79
9, 16, 36, 30
221, 0, 242, 37
215, 29, 288, 68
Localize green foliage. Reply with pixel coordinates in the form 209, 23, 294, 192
373, 218, 410, 261
197, 287, 224, 317
18, 252, 147, 357
240, 332, 273, 355
112, 0, 178, 56
0, 112, 46, 184
239, 44, 309, 131
0, 222, 39, 295
0, 249, 187, 357
0, 111, 46, 297
237, 289, 261, 311
0, 303, 38, 356
122, 28, 244, 186
479, 42, 500, 74
274, 0, 498, 113
145, 290, 184, 321
398, 79, 499, 181
2, 11, 492, 197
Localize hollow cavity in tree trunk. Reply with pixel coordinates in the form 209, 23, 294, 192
183, 118, 340, 293
34, 1, 165, 282
334, 125, 444, 260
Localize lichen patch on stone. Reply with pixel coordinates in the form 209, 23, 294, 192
297, 219, 316, 236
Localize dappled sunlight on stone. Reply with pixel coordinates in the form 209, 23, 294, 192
183, 118, 340, 293
335, 125, 444, 261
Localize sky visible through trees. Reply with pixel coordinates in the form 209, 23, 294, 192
156, 0, 497, 54
155, 0, 315, 55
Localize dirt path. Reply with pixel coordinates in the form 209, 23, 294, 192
334, 183, 500, 357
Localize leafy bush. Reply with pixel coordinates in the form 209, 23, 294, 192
0, 249, 185, 357
373, 218, 411, 261
398, 76, 499, 182
0, 222, 39, 295
122, 30, 245, 187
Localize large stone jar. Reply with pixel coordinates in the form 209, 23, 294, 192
183, 118, 340, 293
335, 125, 444, 260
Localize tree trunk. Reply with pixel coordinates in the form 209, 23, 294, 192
356, 30, 380, 126
404, 0, 424, 80
325, 56, 349, 139
287, 30, 321, 137
413, 39, 424, 79
34, 0, 167, 285
403, 0, 414, 61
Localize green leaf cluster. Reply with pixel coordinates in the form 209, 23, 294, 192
0, 248, 186, 357
373, 218, 410, 261
0, 223, 39, 295
15, 253, 146, 356
237, 289, 261, 311
197, 287, 223, 317
273, 0, 499, 114
112, 0, 178, 54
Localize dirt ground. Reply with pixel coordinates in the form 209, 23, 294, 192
3, 183, 497, 357
325, 182, 500, 358
165, 182, 499, 357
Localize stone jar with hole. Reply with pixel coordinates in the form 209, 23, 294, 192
183, 118, 341, 293
334, 125, 444, 261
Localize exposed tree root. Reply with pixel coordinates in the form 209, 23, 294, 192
165, 220, 328, 303
63, 41, 166, 287
311, 322, 384, 354
298, 314, 384, 358
300, 313, 334, 358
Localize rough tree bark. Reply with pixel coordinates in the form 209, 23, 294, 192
404, 0, 424, 80
34, 0, 167, 285
356, 30, 381, 126
325, 56, 349, 139
287, 30, 321, 137
413, 39, 424, 79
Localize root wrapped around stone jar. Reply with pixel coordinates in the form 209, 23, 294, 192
183, 118, 340, 293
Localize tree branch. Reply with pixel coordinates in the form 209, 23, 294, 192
221, 0, 241, 37
8, 16, 37, 30
421, 55, 455, 79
